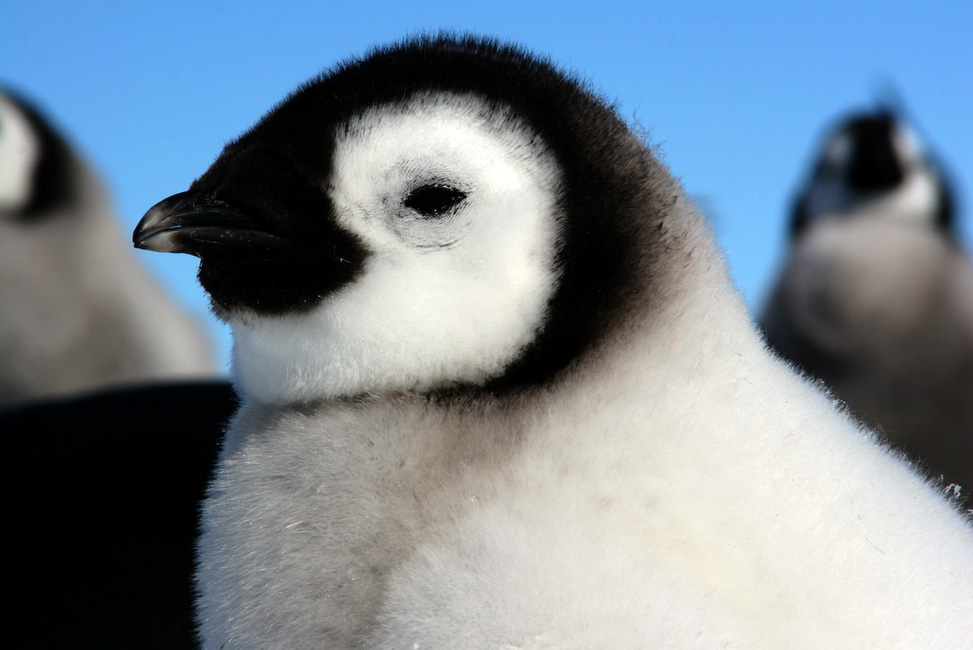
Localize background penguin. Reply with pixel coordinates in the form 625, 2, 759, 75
0, 88, 218, 409
135, 35, 973, 649
760, 108, 973, 493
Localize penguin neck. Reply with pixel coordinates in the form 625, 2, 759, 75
551, 199, 763, 419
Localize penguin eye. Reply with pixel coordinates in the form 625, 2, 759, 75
403, 184, 467, 218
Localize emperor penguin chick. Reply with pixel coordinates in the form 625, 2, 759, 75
0, 88, 217, 408
135, 37, 973, 650
760, 109, 973, 492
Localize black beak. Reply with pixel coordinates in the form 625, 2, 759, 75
133, 191, 291, 258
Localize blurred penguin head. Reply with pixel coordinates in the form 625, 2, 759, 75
789, 108, 955, 239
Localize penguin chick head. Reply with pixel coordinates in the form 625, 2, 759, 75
0, 89, 75, 219
790, 109, 953, 238
135, 35, 671, 404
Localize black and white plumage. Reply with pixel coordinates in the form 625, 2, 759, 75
135, 37, 973, 649
0, 88, 217, 408
760, 109, 973, 492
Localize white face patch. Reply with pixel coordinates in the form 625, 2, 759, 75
0, 94, 41, 214
231, 92, 563, 403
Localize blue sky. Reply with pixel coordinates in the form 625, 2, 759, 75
3, 1, 970, 375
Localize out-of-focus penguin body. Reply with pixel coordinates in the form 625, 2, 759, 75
136, 37, 973, 649
0, 89, 217, 408
761, 110, 973, 492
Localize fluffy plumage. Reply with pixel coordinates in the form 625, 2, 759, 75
0, 88, 218, 408
136, 36, 973, 649
760, 109, 973, 493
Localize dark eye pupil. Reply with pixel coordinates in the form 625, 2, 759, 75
404, 184, 467, 217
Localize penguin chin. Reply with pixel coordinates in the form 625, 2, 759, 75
804, 165, 941, 231
226, 285, 548, 404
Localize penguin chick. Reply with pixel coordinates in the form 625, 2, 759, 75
760, 108, 973, 492
0, 88, 218, 408
135, 36, 973, 650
